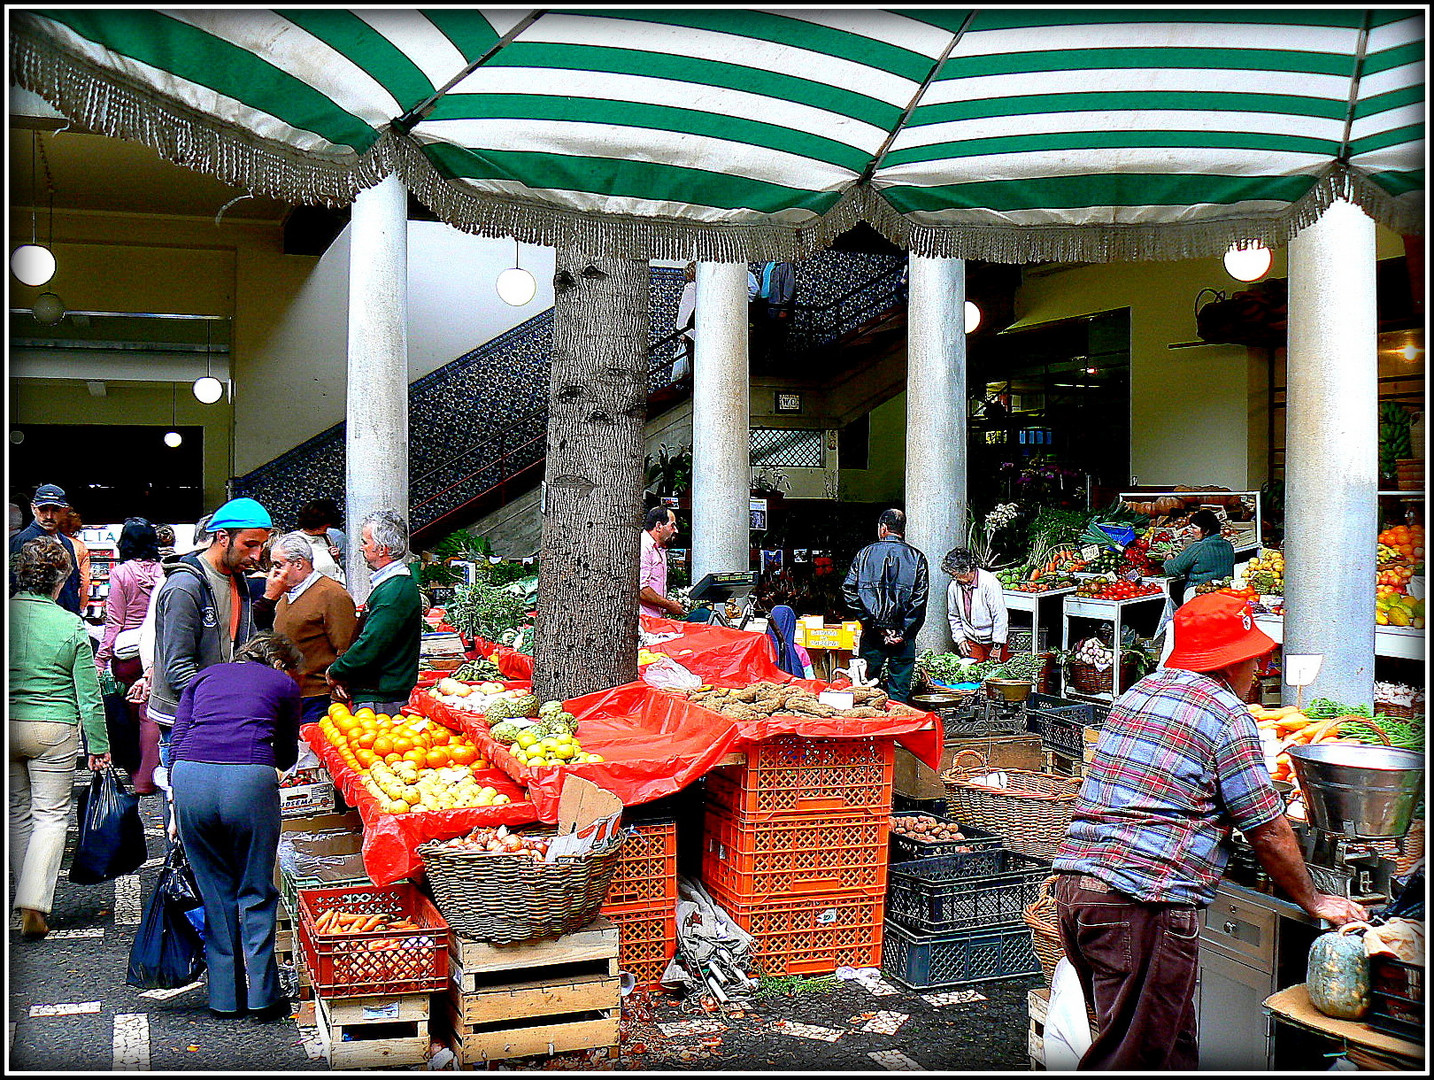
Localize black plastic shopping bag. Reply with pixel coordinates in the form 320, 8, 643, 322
68, 766, 147, 885
102, 692, 142, 776
126, 842, 207, 990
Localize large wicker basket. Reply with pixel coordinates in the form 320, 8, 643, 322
1024, 875, 1101, 1031
416, 832, 626, 943
1066, 658, 1140, 697
941, 749, 1081, 860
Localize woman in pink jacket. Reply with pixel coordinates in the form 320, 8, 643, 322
94, 518, 164, 794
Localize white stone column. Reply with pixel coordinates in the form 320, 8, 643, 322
906, 256, 968, 654
1284, 198, 1378, 704
345, 173, 409, 602
691, 261, 750, 582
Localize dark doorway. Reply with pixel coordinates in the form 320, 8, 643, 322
967, 309, 1131, 509
9, 424, 205, 526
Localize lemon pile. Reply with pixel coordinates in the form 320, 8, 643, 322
508, 729, 604, 767
363, 760, 512, 814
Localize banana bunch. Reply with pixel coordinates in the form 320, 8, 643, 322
1378, 543, 1405, 568
1380, 401, 1412, 477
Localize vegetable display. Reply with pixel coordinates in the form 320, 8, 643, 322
314, 910, 422, 936
1073, 578, 1163, 600
889, 815, 977, 848
423, 825, 552, 859
679, 681, 898, 719
452, 656, 503, 682
916, 651, 1047, 686
446, 580, 531, 643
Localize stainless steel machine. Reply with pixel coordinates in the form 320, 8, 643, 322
1197, 741, 1424, 1070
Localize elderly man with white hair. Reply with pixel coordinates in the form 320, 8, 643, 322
271, 531, 358, 726
324, 510, 422, 717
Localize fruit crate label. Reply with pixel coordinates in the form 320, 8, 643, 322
361, 1001, 401, 1021
1080, 544, 1102, 560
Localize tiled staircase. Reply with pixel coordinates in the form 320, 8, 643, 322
233, 253, 905, 541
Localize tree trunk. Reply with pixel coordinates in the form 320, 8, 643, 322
533, 252, 649, 702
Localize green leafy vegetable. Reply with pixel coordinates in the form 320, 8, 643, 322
446, 581, 531, 643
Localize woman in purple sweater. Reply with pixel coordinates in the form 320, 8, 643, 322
170, 632, 301, 1021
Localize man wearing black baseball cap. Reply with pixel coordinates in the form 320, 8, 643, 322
9, 484, 82, 614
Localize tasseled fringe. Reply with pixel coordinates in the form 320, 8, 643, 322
12, 20, 1423, 264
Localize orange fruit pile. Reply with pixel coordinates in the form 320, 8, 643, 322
317, 703, 487, 776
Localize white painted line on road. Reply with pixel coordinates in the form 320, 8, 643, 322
30, 1002, 102, 1017
114, 876, 142, 925
297, 1023, 325, 1061
141, 856, 164, 869
869, 1049, 923, 1070
47, 928, 104, 939
920, 989, 986, 1007
861, 1010, 909, 1035
773, 1019, 843, 1042
656, 1019, 726, 1037
139, 981, 204, 1000
113, 1013, 149, 1070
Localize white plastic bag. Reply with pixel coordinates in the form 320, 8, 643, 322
1044, 957, 1094, 1070
642, 655, 702, 691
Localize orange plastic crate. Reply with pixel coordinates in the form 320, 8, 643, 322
601, 901, 676, 990
704, 736, 895, 821
604, 819, 678, 908
702, 804, 890, 899
297, 883, 450, 998
705, 883, 885, 976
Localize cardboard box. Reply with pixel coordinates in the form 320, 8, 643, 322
894, 734, 1044, 800
546, 775, 623, 860
281, 810, 362, 835
795, 621, 860, 651
280, 781, 338, 819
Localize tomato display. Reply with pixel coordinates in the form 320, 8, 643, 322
1073, 580, 1164, 601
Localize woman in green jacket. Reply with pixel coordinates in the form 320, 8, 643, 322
9, 536, 111, 941
1163, 509, 1237, 604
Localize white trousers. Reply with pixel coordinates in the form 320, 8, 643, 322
9, 719, 80, 914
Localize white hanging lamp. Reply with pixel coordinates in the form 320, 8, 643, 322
964, 300, 982, 334
11, 132, 56, 287
496, 238, 536, 306
164, 384, 183, 447
1223, 243, 1272, 282
193, 321, 224, 403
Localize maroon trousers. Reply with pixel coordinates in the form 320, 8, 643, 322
1054, 873, 1201, 1071
111, 655, 160, 794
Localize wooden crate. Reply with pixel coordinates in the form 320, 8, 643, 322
315, 991, 431, 1070
439, 918, 621, 1067
447, 917, 618, 991
1042, 748, 1091, 780
1028, 987, 1049, 1070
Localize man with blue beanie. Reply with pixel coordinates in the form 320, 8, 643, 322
148, 498, 278, 770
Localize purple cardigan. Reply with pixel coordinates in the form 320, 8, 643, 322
169, 662, 302, 771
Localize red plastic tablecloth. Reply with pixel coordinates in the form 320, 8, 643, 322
469, 635, 535, 682
300, 723, 539, 887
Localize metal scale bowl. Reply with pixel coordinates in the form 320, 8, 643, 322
1287, 742, 1425, 901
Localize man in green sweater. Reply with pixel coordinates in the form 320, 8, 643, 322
325, 509, 421, 716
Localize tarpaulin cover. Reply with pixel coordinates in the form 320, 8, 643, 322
639, 618, 790, 685
469, 635, 535, 682
299, 724, 538, 887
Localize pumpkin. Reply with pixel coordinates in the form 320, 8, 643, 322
1306, 922, 1371, 1019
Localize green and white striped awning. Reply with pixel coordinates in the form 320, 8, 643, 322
10, 7, 1424, 261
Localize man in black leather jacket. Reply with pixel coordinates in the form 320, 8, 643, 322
841, 509, 929, 703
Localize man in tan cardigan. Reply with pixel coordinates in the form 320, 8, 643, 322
270, 531, 358, 728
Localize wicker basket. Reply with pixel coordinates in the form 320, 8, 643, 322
416, 832, 626, 943
941, 749, 1081, 860
1374, 700, 1422, 721
1066, 658, 1140, 697
1024, 875, 1064, 987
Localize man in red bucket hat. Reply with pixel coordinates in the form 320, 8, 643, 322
1050, 592, 1368, 1071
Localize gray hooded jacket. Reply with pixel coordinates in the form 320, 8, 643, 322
146, 551, 273, 725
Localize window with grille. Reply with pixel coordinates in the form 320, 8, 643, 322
750, 427, 824, 468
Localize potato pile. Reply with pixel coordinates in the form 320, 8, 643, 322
890, 815, 973, 847
680, 681, 897, 720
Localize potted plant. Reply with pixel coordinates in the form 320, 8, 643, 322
645, 443, 693, 507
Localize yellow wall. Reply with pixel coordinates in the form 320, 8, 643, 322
8, 207, 302, 509
1013, 227, 1408, 489
840, 390, 907, 503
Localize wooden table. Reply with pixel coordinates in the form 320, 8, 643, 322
1263, 984, 1423, 1069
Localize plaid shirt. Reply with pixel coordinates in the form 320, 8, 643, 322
1052, 667, 1284, 906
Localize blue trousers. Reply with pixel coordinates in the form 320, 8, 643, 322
171, 761, 282, 1013
300, 695, 331, 724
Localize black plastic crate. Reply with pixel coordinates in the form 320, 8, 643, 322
893, 793, 948, 816
888, 813, 1002, 863
880, 919, 1040, 989
1369, 956, 1424, 1044
885, 848, 1049, 933
1027, 693, 1100, 758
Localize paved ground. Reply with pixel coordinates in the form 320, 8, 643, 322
8, 765, 1042, 1073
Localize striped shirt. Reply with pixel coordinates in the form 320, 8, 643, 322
1052, 667, 1284, 906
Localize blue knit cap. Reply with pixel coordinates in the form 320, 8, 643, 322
207, 497, 273, 532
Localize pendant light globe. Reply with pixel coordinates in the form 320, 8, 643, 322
497, 266, 537, 306
964, 300, 982, 334
164, 431, 183, 448
1223, 244, 1272, 282
31, 291, 65, 325
11, 244, 56, 287
193, 376, 225, 404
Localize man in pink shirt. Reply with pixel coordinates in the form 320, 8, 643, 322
639, 507, 685, 618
